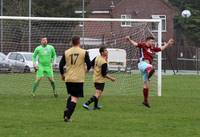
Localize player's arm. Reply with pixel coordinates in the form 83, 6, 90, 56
160, 38, 174, 51
125, 36, 138, 47
102, 63, 115, 81
91, 57, 96, 68
59, 54, 66, 81
32, 47, 38, 71
85, 51, 91, 71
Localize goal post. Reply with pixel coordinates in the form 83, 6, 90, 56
0, 16, 162, 96
157, 20, 162, 96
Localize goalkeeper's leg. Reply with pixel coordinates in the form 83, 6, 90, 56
46, 67, 58, 97
32, 65, 44, 96
32, 77, 42, 96
48, 77, 57, 98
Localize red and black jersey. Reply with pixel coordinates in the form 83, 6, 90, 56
137, 42, 161, 64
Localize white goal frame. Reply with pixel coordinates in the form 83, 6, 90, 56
0, 16, 162, 96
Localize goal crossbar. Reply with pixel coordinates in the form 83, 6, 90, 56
0, 16, 161, 23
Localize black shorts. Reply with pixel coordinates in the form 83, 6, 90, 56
65, 82, 84, 97
94, 83, 105, 91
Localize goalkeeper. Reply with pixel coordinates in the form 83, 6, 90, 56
32, 37, 57, 97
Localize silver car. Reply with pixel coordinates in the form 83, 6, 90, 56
6, 52, 34, 73
0, 52, 11, 72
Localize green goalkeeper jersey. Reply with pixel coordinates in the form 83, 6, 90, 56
33, 44, 56, 67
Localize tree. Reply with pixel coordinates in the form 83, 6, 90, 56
169, 0, 200, 46
32, 0, 82, 17
0, 0, 91, 53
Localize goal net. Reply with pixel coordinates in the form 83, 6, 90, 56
0, 16, 162, 96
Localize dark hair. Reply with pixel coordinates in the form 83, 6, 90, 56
72, 36, 80, 45
145, 36, 155, 41
99, 46, 107, 55
41, 37, 47, 40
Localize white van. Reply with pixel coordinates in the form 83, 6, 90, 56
87, 48, 126, 71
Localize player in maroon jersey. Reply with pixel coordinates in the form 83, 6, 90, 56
126, 36, 174, 108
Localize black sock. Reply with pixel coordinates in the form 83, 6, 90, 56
66, 96, 71, 108
64, 96, 71, 119
94, 97, 98, 108
85, 96, 96, 105
64, 101, 76, 119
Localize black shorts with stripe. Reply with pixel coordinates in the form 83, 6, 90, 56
65, 82, 84, 97
94, 83, 105, 91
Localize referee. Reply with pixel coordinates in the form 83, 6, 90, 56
59, 36, 91, 122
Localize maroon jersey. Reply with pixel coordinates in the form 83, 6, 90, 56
137, 42, 161, 64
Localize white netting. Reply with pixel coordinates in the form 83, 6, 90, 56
0, 17, 161, 96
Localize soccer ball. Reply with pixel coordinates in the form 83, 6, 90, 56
181, 10, 191, 18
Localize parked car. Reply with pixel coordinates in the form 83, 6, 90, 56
0, 52, 6, 58
6, 52, 34, 73
53, 56, 62, 72
0, 52, 11, 72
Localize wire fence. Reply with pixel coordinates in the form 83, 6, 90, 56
163, 46, 200, 75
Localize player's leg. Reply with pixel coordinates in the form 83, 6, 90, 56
83, 83, 97, 109
138, 61, 151, 108
64, 83, 83, 122
93, 89, 103, 110
142, 77, 150, 108
139, 61, 155, 79
83, 95, 96, 110
47, 77, 57, 97
94, 83, 104, 109
145, 64, 155, 80
46, 67, 57, 97
32, 77, 42, 96
66, 95, 71, 108
83, 83, 104, 110
93, 83, 104, 109
64, 95, 78, 122
82, 90, 101, 110
32, 66, 44, 96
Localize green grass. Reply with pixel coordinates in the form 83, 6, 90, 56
0, 73, 199, 137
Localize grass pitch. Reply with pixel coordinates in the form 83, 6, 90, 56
0, 73, 199, 137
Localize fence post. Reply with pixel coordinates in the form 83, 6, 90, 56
1, 0, 3, 52
197, 47, 199, 74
